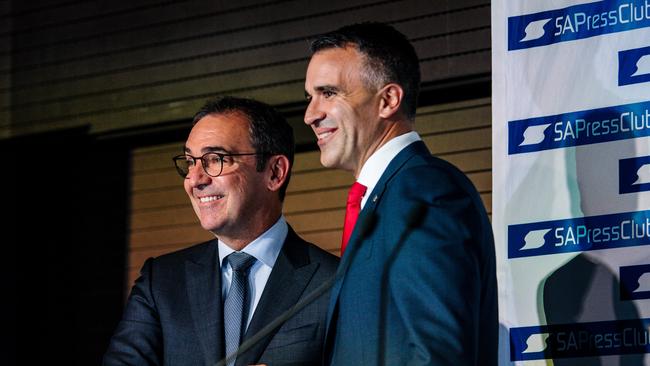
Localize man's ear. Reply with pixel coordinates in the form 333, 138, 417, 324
378, 83, 404, 119
266, 155, 290, 193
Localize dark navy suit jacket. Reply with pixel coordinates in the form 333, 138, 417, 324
104, 227, 338, 366
324, 141, 498, 365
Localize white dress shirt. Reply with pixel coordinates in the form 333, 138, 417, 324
357, 131, 422, 208
218, 215, 287, 330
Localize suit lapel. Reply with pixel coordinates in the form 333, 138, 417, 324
185, 240, 225, 366
335, 140, 429, 271
323, 141, 431, 353
236, 226, 319, 366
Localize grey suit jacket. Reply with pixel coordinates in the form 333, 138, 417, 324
104, 226, 339, 366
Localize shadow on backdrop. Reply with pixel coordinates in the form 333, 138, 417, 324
543, 114, 645, 365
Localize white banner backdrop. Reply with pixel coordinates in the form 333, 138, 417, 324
492, 1, 650, 364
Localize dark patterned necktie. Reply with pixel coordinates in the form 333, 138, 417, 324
223, 252, 256, 366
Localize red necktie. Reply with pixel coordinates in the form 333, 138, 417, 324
341, 182, 367, 255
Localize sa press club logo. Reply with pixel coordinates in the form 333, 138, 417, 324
620, 263, 650, 300
508, 101, 650, 155
508, 1, 650, 50
508, 210, 650, 259
510, 319, 650, 361
619, 45, 650, 86
619, 155, 650, 194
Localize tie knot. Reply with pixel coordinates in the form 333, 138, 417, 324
347, 182, 367, 204
227, 252, 256, 272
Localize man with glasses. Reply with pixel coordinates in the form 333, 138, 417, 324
104, 97, 338, 366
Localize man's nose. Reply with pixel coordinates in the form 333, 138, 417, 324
304, 98, 326, 126
186, 161, 212, 187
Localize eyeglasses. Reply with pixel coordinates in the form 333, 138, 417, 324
172, 151, 261, 178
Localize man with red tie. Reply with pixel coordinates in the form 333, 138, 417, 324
304, 22, 498, 365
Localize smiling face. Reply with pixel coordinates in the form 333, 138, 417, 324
304, 46, 386, 176
183, 112, 280, 247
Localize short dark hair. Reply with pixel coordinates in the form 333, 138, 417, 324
192, 96, 295, 201
310, 22, 421, 120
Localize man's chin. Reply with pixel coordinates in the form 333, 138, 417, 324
320, 155, 351, 172
199, 220, 223, 234
319, 152, 340, 169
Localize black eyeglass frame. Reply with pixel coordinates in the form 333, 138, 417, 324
172, 151, 264, 178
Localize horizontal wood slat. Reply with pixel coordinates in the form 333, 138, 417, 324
440, 149, 491, 173
301, 231, 342, 252
132, 188, 187, 212
130, 206, 198, 231
286, 209, 346, 233
416, 99, 491, 133
130, 226, 214, 249
293, 151, 326, 172
423, 127, 491, 155
133, 150, 185, 173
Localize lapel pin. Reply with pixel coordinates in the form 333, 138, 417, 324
372, 195, 378, 203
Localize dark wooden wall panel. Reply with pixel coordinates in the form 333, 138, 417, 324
10, 0, 487, 69
2, 0, 490, 137
6, 1, 489, 106
10, 1, 306, 55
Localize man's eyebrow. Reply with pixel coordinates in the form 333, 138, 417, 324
184, 145, 228, 154
203, 146, 228, 153
315, 85, 340, 93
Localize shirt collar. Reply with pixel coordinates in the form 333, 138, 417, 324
218, 215, 288, 269
357, 131, 421, 208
